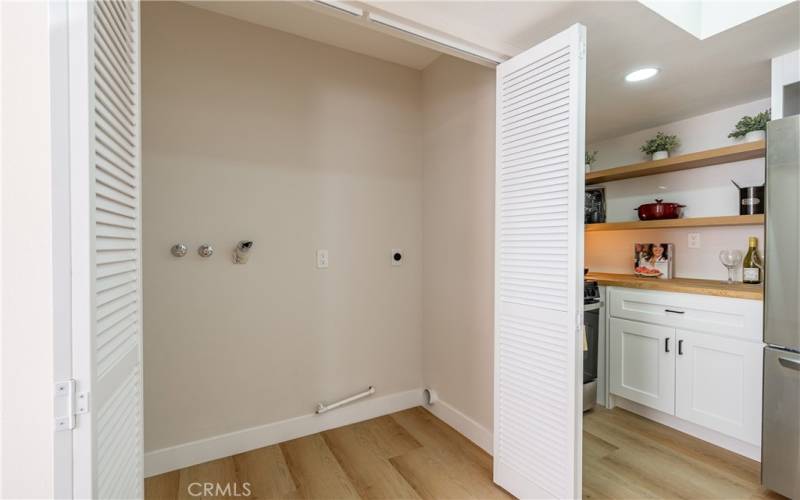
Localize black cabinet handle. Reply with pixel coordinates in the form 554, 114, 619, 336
665, 337, 670, 353
665, 309, 685, 314
678, 339, 684, 355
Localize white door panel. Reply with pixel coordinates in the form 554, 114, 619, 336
494, 23, 586, 499
610, 318, 676, 414
70, 1, 143, 498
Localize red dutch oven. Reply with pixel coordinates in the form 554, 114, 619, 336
635, 199, 685, 220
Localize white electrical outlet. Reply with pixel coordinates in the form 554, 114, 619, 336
391, 249, 403, 266
316, 249, 329, 269
688, 233, 701, 249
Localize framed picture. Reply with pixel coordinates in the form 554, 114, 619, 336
585, 187, 606, 224
634, 243, 674, 279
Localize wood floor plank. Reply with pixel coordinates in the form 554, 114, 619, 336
391, 407, 492, 472
583, 453, 662, 500
176, 457, 240, 500
280, 434, 361, 500
323, 422, 421, 499
390, 409, 511, 500
145, 470, 180, 500
582, 431, 618, 463
232, 444, 299, 499
601, 447, 746, 499
353, 415, 423, 459
592, 406, 760, 479
389, 446, 482, 500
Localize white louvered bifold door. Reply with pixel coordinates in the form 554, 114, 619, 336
70, 1, 143, 498
493, 24, 586, 499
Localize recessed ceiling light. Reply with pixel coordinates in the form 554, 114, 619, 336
625, 68, 659, 82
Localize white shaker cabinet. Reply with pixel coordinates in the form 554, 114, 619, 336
675, 329, 763, 445
610, 318, 675, 414
607, 287, 763, 448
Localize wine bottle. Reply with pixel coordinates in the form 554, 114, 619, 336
743, 236, 762, 284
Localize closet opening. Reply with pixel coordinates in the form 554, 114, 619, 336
139, 2, 508, 498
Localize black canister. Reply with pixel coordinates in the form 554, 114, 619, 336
732, 181, 765, 215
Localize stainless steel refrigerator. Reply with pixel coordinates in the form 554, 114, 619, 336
762, 115, 800, 499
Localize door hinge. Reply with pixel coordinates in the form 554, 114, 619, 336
54, 379, 89, 432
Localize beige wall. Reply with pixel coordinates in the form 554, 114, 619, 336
142, 3, 423, 452
420, 56, 496, 431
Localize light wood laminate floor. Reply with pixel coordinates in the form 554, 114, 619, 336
583, 407, 780, 499
146, 406, 781, 499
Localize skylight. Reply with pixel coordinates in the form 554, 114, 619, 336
639, 0, 794, 40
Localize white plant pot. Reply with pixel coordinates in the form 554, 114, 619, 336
652, 150, 669, 160
585, 164, 591, 173
745, 130, 766, 142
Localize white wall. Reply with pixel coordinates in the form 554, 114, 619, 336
142, 3, 423, 453
772, 49, 800, 118
586, 99, 769, 280
421, 55, 496, 434
0, 2, 55, 497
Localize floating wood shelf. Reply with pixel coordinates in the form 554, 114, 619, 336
585, 214, 764, 232
585, 141, 765, 185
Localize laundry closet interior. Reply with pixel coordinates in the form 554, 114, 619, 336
112, 2, 799, 499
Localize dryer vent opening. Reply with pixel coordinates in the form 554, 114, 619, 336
423, 388, 438, 406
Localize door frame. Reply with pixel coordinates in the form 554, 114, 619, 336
66, 1, 95, 497
50, 0, 76, 497
49, 0, 101, 497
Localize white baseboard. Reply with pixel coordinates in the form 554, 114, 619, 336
144, 388, 425, 477
612, 396, 761, 461
423, 398, 493, 455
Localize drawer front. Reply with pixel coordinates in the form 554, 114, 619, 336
608, 287, 763, 341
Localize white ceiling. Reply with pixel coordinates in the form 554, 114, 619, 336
186, 1, 800, 142
185, 1, 442, 69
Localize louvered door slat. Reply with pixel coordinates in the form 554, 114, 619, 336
503, 75, 570, 109
494, 24, 585, 499
93, 26, 134, 88
96, 1, 133, 51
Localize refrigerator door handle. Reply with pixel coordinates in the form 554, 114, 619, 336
779, 356, 800, 370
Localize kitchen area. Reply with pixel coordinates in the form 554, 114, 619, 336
581, 50, 799, 499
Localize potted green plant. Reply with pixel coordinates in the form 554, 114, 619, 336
728, 109, 770, 142
641, 132, 679, 160
585, 150, 598, 173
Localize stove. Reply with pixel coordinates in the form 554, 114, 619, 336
583, 279, 600, 411
584, 279, 600, 305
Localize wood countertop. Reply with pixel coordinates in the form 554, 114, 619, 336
585, 272, 763, 301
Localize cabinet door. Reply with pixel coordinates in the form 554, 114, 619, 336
610, 318, 675, 414
675, 330, 762, 445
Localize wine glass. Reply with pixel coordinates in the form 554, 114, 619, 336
719, 250, 743, 284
